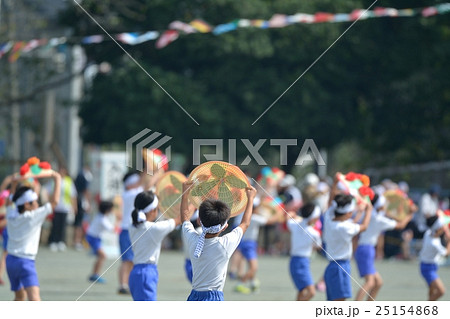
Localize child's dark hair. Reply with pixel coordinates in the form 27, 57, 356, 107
300, 203, 316, 219
371, 193, 379, 206
99, 201, 114, 215
131, 191, 156, 227
426, 215, 439, 229
199, 199, 230, 227
123, 170, 139, 183
334, 194, 354, 216
12, 186, 33, 214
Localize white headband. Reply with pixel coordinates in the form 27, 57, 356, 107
431, 217, 444, 234
334, 200, 356, 214
15, 190, 38, 206
374, 195, 386, 210
124, 174, 140, 187
194, 221, 228, 258
139, 196, 159, 214
305, 205, 321, 222
137, 211, 147, 222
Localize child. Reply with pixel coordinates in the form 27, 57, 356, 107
182, 209, 201, 283
287, 203, 322, 301
181, 180, 256, 301
419, 216, 450, 301
118, 171, 143, 295
0, 214, 6, 286
234, 198, 279, 294
5, 170, 61, 301
85, 200, 115, 283
355, 194, 413, 301
128, 190, 180, 301
323, 189, 371, 301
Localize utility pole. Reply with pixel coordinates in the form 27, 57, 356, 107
68, 45, 85, 176
7, 0, 21, 171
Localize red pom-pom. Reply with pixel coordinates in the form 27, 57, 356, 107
0, 197, 4, 207
359, 186, 375, 200
20, 163, 30, 176
39, 161, 51, 170
152, 148, 162, 156
345, 172, 360, 181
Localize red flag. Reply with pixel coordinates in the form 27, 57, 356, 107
8, 41, 26, 62
155, 30, 179, 49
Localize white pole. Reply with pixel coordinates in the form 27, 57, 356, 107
68, 45, 85, 176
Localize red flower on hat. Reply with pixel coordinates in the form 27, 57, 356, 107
39, 161, 51, 170
20, 163, 30, 176
359, 186, 375, 200
345, 172, 360, 181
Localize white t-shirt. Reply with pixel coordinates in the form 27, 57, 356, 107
121, 186, 143, 230
235, 214, 268, 241
129, 219, 176, 264
358, 209, 397, 246
182, 221, 243, 291
323, 208, 360, 260
6, 203, 52, 260
419, 230, 447, 264
288, 219, 321, 257
87, 213, 114, 238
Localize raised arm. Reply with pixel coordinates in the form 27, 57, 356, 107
358, 201, 372, 233
394, 212, 413, 230
238, 186, 257, 233
5, 175, 19, 207
328, 173, 341, 208
181, 181, 195, 223
0, 174, 15, 192
49, 171, 62, 210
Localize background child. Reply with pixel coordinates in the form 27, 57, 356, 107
85, 200, 114, 283
6, 170, 61, 301
0, 213, 6, 286
181, 181, 256, 301
419, 216, 450, 301
323, 187, 372, 301
128, 191, 180, 301
355, 194, 413, 301
287, 203, 322, 301
234, 198, 279, 294
118, 171, 143, 295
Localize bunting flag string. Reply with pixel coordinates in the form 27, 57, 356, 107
0, 3, 449, 61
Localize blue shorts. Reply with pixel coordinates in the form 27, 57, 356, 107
129, 264, 158, 301
2, 228, 8, 251
355, 245, 376, 277
6, 254, 39, 291
324, 259, 352, 301
238, 240, 258, 261
187, 290, 224, 301
185, 259, 193, 283
290, 256, 313, 292
420, 262, 439, 286
86, 234, 101, 255
119, 229, 134, 262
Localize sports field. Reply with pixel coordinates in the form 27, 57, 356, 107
1, 247, 449, 301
